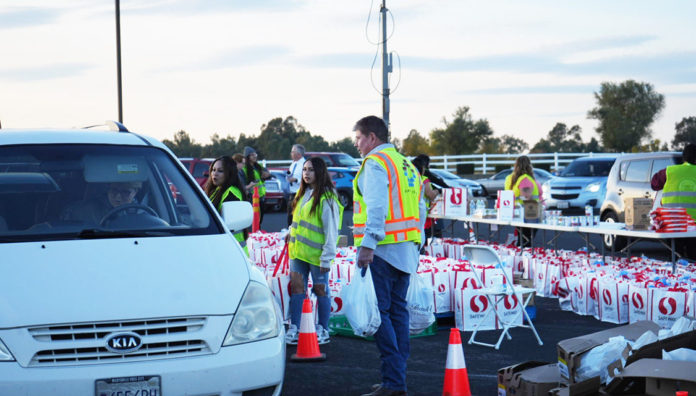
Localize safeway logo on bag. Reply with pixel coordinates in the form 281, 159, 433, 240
438, 284, 446, 293
331, 297, 343, 313
450, 189, 463, 205
462, 278, 480, 289
659, 297, 677, 315
589, 279, 598, 300
603, 289, 612, 305
470, 295, 488, 312
575, 284, 584, 299
622, 294, 628, 304
503, 295, 518, 310
632, 292, 644, 309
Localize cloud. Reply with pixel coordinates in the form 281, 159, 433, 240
0, 8, 61, 29
0, 63, 92, 81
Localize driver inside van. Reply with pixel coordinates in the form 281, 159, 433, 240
61, 181, 142, 225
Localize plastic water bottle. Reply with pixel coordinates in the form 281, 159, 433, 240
584, 205, 593, 225
476, 199, 485, 212
469, 200, 476, 215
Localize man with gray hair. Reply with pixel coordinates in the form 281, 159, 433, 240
286, 143, 306, 225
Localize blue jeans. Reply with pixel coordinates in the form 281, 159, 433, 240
369, 254, 411, 391
289, 259, 330, 329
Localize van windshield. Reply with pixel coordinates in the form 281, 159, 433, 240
0, 144, 221, 242
334, 153, 361, 167
559, 159, 615, 177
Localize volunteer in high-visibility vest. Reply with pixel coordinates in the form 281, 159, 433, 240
651, 143, 696, 259
204, 156, 248, 253
352, 115, 425, 396
285, 157, 343, 346
243, 146, 272, 226
504, 155, 543, 248
411, 156, 440, 246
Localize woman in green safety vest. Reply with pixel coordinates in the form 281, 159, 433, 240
204, 156, 248, 252
412, 156, 440, 246
285, 157, 343, 346
504, 155, 543, 247
243, 146, 272, 226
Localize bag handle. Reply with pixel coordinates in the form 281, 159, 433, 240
272, 243, 289, 277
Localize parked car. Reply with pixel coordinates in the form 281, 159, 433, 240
478, 168, 555, 196
305, 152, 360, 169
428, 168, 487, 197
328, 167, 357, 209
179, 157, 213, 188
0, 125, 285, 394
262, 173, 286, 212
600, 151, 682, 249
542, 155, 617, 214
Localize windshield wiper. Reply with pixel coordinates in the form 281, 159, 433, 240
76, 229, 174, 239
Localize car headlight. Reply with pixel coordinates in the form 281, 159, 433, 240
0, 339, 15, 361
585, 182, 601, 193
223, 281, 279, 346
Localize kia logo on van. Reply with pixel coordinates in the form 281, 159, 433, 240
106, 332, 143, 354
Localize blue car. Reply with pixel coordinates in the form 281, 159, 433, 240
328, 167, 356, 209
542, 155, 617, 214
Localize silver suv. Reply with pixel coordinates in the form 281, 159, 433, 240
600, 151, 682, 249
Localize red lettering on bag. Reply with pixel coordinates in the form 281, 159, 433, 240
602, 289, 612, 305
438, 284, 446, 293
659, 297, 677, 316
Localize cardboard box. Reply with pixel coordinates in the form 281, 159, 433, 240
506, 363, 565, 396
523, 200, 540, 221
624, 197, 652, 230
606, 358, 696, 396
498, 360, 549, 394
557, 320, 661, 383
547, 377, 601, 396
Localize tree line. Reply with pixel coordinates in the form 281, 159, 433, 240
163, 79, 696, 160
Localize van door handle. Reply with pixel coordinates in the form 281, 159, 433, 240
617, 188, 623, 195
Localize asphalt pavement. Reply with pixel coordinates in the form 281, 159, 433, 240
257, 208, 672, 395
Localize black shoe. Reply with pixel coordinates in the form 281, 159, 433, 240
360, 386, 406, 396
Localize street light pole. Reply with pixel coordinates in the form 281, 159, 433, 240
115, 0, 123, 123
381, 0, 391, 137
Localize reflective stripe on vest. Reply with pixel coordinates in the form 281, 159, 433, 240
662, 163, 696, 219
352, 147, 422, 246
288, 193, 344, 266
505, 173, 540, 204
211, 186, 246, 245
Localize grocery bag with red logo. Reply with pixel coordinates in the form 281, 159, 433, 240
649, 288, 689, 328
266, 244, 291, 322
571, 275, 597, 317
497, 190, 514, 221
449, 265, 480, 308
557, 276, 576, 312
495, 292, 524, 329
627, 284, 650, 323
419, 268, 451, 313
454, 288, 495, 331
687, 289, 696, 318
597, 279, 629, 324
442, 188, 469, 218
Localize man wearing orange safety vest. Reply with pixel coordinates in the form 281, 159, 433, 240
352, 116, 425, 396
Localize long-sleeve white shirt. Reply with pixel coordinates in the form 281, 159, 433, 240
356, 143, 425, 274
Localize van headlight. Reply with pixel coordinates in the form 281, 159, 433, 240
0, 339, 15, 361
585, 182, 601, 193
223, 281, 279, 346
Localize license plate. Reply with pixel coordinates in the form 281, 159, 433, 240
96, 375, 161, 396
557, 201, 569, 209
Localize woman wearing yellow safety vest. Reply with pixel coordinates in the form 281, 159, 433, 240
243, 146, 272, 226
504, 155, 543, 247
285, 157, 343, 346
411, 156, 440, 246
204, 156, 248, 252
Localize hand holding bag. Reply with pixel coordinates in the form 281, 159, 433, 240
341, 266, 381, 337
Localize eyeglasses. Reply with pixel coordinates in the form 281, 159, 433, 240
109, 188, 136, 197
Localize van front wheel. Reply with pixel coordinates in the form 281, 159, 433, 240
601, 211, 627, 251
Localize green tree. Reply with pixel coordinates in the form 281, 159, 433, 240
587, 80, 665, 152
500, 134, 528, 154
672, 116, 696, 150
162, 130, 203, 157
201, 133, 238, 158
632, 139, 669, 152
530, 123, 602, 153
429, 106, 494, 155
401, 129, 430, 156
329, 137, 359, 157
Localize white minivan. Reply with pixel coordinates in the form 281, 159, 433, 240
0, 125, 285, 395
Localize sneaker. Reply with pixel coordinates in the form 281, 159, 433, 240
285, 324, 298, 345
316, 324, 330, 345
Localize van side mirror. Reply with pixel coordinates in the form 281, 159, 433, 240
221, 201, 253, 232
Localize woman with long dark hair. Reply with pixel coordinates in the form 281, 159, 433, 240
205, 156, 248, 249
504, 155, 542, 247
285, 157, 343, 345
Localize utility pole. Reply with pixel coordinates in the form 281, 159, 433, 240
381, 0, 392, 137
115, 0, 123, 123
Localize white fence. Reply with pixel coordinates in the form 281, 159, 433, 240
263, 152, 609, 175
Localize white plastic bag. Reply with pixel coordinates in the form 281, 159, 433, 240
576, 336, 630, 384
663, 347, 696, 362
341, 266, 381, 337
406, 272, 435, 335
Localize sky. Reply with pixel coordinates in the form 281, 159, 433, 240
1, 0, 695, 151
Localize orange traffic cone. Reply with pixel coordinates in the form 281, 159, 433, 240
443, 328, 471, 396
290, 298, 326, 362
252, 186, 260, 232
